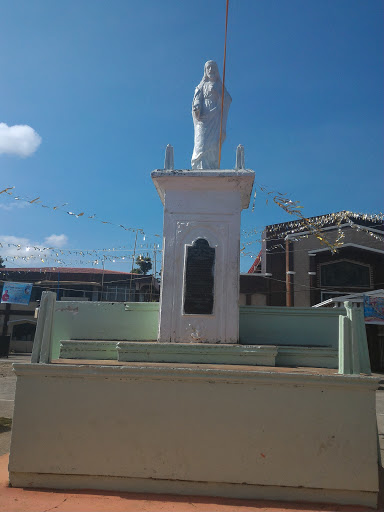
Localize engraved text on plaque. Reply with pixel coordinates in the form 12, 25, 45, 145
184, 239, 215, 315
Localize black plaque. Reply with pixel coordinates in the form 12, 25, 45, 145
184, 238, 215, 315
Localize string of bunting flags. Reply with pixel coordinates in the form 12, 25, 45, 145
242, 210, 383, 242
0, 241, 161, 255
0, 244, 162, 267
264, 210, 384, 237
3, 214, 381, 265
1, 185, 382, 263
0, 186, 161, 237
1, 253, 157, 266
240, 210, 384, 257
251, 182, 384, 253
1, 224, 382, 265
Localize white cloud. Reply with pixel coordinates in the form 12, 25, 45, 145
0, 234, 69, 267
0, 201, 30, 211
0, 236, 32, 257
44, 234, 68, 248
0, 123, 42, 157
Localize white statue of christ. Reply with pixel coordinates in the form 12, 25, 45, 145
191, 60, 232, 170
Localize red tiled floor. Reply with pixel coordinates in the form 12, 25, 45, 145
0, 454, 375, 512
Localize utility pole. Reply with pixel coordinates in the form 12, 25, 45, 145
129, 230, 139, 302
285, 238, 294, 307
1, 272, 10, 338
101, 255, 106, 301
149, 243, 157, 302
153, 243, 157, 279
56, 270, 60, 300
1, 304, 10, 337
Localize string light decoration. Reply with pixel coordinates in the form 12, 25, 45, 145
249, 178, 384, 252
1, 184, 382, 263
240, 211, 383, 259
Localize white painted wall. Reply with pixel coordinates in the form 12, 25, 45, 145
152, 170, 254, 344
9, 363, 379, 507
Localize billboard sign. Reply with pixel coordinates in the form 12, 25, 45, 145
1, 282, 33, 305
364, 295, 384, 325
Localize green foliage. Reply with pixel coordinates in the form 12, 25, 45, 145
135, 256, 152, 275
0, 256, 5, 268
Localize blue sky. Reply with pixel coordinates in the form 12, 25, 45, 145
0, 0, 382, 273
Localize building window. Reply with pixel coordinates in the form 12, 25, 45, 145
102, 285, 134, 302
30, 287, 42, 302
320, 260, 371, 288
12, 322, 36, 341
61, 285, 94, 301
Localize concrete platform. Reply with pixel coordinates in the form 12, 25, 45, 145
0, 454, 375, 512
8, 362, 380, 507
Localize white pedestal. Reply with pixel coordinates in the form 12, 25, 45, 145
151, 169, 255, 344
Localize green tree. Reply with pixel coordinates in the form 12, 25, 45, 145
0, 256, 5, 268
135, 256, 152, 275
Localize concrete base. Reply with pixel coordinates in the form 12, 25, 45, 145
60, 340, 118, 360
152, 169, 255, 344
9, 472, 377, 508
117, 342, 277, 366
59, 339, 336, 369
9, 363, 380, 508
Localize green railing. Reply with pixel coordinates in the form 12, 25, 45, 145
32, 295, 371, 374
338, 301, 371, 375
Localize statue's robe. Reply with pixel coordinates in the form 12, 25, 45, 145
191, 80, 231, 170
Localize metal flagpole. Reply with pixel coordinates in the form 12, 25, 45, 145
218, 0, 230, 169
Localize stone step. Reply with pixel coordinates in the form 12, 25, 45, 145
60, 340, 120, 360
59, 340, 277, 366
117, 342, 277, 366
275, 346, 337, 369
59, 340, 337, 369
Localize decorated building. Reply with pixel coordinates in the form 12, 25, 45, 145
242, 212, 384, 370
244, 211, 384, 308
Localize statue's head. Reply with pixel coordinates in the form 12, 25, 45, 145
204, 61, 220, 82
